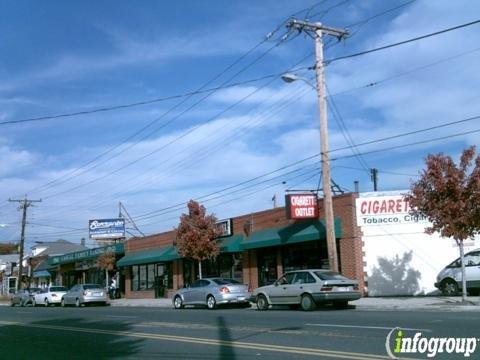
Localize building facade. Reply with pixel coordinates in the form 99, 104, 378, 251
117, 193, 364, 299
48, 243, 125, 290
357, 190, 480, 296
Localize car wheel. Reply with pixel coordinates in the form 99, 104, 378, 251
441, 279, 459, 296
206, 295, 216, 310
173, 296, 184, 309
10, 300, 15, 307
32, 299, 37, 307
300, 294, 316, 311
75, 298, 80, 307
44, 298, 50, 307
334, 301, 349, 309
61, 298, 66, 307
256, 294, 269, 311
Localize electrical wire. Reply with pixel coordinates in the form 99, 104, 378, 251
325, 19, 480, 64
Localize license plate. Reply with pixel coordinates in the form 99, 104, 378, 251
93, 292, 102, 296
335, 286, 351, 292
237, 296, 245, 301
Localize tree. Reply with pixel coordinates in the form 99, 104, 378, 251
0, 242, 17, 255
405, 146, 480, 302
97, 251, 116, 290
175, 200, 222, 279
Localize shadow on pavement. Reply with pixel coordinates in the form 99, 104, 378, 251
217, 316, 236, 359
0, 317, 143, 358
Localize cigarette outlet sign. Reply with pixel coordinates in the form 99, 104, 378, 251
285, 194, 319, 219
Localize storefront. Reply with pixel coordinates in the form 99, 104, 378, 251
357, 190, 480, 296
117, 192, 364, 298
48, 243, 125, 290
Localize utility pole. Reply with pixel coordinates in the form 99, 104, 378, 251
371, 168, 378, 191
9, 197, 41, 290
287, 19, 348, 273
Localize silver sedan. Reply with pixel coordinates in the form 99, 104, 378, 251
61, 283, 107, 307
172, 278, 251, 310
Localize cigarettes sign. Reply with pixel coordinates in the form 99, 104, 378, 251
285, 194, 318, 219
356, 193, 429, 226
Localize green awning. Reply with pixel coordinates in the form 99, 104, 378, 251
117, 246, 180, 267
218, 234, 244, 253
49, 243, 124, 265
32, 270, 51, 278
241, 219, 342, 250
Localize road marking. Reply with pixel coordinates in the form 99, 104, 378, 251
104, 315, 138, 319
0, 320, 394, 359
305, 323, 432, 332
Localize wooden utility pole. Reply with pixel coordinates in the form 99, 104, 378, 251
287, 19, 347, 272
9, 197, 41, 290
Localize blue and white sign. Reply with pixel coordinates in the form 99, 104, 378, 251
89, 218, 125, 239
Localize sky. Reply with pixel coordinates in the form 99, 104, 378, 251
0, 0, 479, 249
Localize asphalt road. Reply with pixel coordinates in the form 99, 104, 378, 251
1, 304, 479, 359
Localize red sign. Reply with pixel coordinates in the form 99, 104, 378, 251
285, 194, 318, 219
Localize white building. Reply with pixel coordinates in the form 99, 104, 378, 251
357, 190, 480, 296
0, 254, 19, 295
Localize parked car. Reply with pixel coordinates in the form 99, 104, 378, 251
10, 288, 41, 307
32, 286, 68, 307
61, 284, 107, 307
435, 249, 480, 296
172, 278, 251, 309
251, 269, 361, 311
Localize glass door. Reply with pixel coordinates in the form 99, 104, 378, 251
257, 249, 278, 286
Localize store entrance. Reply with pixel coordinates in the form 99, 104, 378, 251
257, 249, 278, 286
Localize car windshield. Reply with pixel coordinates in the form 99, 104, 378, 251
83, 284, 102, 290
212, 279, 240, 285
50, 286, 67, 292
314, 271, 349, 281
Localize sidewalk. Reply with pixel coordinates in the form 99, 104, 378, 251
108, 296, 480, 311
2, 296, 479, 311
351, 296, 480, 311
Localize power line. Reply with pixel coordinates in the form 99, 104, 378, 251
329, 114, 480, 153
326, 85, 370, 172
345, 0, 417, 34
325, 19, 480, 64
134, 155, 320, 221
0, 73, 298, 127
331, 127, 480, 161
25, 40, 293, 197
328, 47, 480, 97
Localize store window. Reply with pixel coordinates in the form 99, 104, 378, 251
282, 240, 329, 272
130, 263, 173, 292
203, 253, 243, 282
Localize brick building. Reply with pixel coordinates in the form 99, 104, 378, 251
118, 192, 364, 299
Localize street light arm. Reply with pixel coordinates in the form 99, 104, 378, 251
281, 73, 316, 90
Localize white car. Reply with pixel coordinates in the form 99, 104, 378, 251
251, 269, 361, 311
435, 248, 480, 295
32, 286, 68, 307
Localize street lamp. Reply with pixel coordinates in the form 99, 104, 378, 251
281, 72, 339, 272
281, 73, 315, 89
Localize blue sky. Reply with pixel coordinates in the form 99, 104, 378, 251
0, 0, 479, 248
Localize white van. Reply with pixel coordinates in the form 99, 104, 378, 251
435, 248, 480, 296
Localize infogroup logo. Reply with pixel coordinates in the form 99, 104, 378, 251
385, 327, 478, 359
